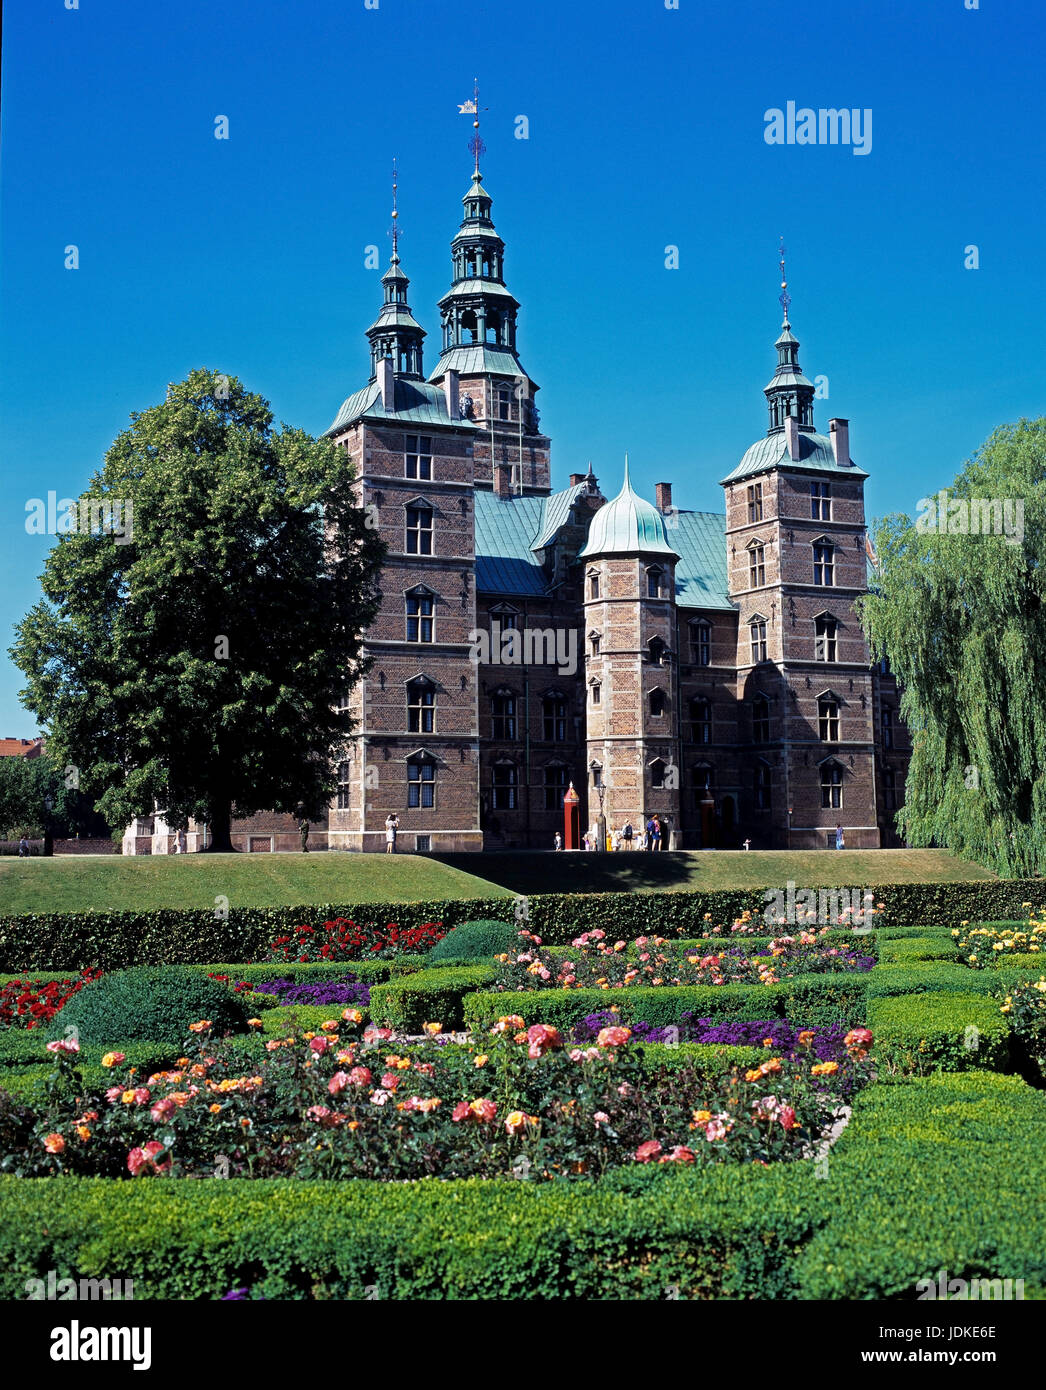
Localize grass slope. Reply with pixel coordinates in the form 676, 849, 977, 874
0, 853, 512, 915
431, 848, 996, 897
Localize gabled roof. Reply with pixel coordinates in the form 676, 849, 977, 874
531, 481, 590, 551
324, 378, 478, 436
720, 430, 869, 484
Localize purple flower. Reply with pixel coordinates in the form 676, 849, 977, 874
251, 975, 371, 1007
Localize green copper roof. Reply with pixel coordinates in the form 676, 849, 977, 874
441, 280, 519, 302
671, 511, 732, 610
578, 461, 680, 559
531, 481, 591, 551
324, 378, 479, 435
428, 345, 529, 381
720, 430, 869, 485
474, 490, 547, 595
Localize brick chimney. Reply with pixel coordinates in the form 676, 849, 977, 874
655, 481, 672, 512
443, 368, 460, 420
494, 462, 513, 497
377, 356, 395, 410
569, 472, 586, 486
785, 415, 800, 461
829, 418, 851, 466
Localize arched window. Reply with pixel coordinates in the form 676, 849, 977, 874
748, 542, 766, 588
336, 761, 351, 810
813, 540, 834, 586
492, 761, 518, 810
689, 620, 711, 667
543, 763, 569, 811
750, 617, 768, 664
649, 687, 667, 718
818, 698, 839, 743
407, 679, 435, 734
815, 615, 837, 662
491, 688, 517, 740
690, 697, 712, 744
646, 566, 664, 599
752, 695, 770, 743
820, 761, 843, 809
542, 693, 567, 742
406, 587, 434, 643
405, 502, 433, 555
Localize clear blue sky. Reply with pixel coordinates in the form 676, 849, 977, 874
1, 0, 1043, 736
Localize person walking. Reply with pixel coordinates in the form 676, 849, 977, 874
652, 816, 663, 852
299, 819, 310, 853
18, 835, 29, 858
622, 820, 633, 851
645, 815, 657, 852
385, 813, 399, 854
835, 823, 845, 851
553, 830, 562, 851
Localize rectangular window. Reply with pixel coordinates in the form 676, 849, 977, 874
543, 765, 568, 811
408, 760, 435, 808
591, 683, 601, 706
811, 481, 831, 521
406, 593, 434, 643
592, 765, 603, 789
815, 616, 837, 662
753, 700, 770, 743
492, 763, 517, 810
690, 623, 710, 667
405, 435, 433, 481
497, 389, 511, 421
750, 620, 767, 664
408, 685, 435, 734
406, 505, 433, 555
590, 633, 601, 657
748, 483, 763, 523
491, 693, 516, 740
647, 568, 663, 598
754, 764, 771, 811
336, 761, 351, 810
882, 707, 894, 749
415, 834, 431, 852
818, 699, 839, 742
749, 545, 765, 588
590, 574, 600, 600
813, 542, 834, 586
821, 767, 842, 809
543, 698, 567, 742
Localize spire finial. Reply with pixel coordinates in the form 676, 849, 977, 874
623, 452, 631, 487
778, 236, 791, 328
389, 156, 400, 261
460, 78, 487, 176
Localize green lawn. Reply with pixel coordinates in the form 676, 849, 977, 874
0, 846, 995, 916
431, 848, 997, 897
0, 852, 513, 915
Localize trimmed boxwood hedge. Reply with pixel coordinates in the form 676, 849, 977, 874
463, 972, 869, 1035
2, 1071, 1044, 1300
879, 936, 958, 964
3, 879, 1043, 972
868, 993, 1010, 1075
368, 965, 498, 1032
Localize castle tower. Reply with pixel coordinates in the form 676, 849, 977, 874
323, 168, 483, 852
579, 460, 682, 845
427, 131, 552, 495
720, 250, 880, 847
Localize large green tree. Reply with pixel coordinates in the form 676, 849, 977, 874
0, 754, 109, 841
859, 418, 1046, 877
11, 370, 384, 850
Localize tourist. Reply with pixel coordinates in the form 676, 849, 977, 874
385, 813, 399, 854
645, 815, 657, 851
553, 830, 562, 851
299, 819, 310, 852
18, 835, 29, 858
611, 825, 622, 852
742, 837, 751, 851
652, 816, 663, 852
622, 820, 633, 851
835, 823, 845, 851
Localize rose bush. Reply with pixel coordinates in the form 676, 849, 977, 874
0, 969, 103, 1030
266, 919, 444, 963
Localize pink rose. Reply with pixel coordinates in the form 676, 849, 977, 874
635, 1140, 662, 1163
328, 1071, 349, 1095
348, 1066, 372, 1087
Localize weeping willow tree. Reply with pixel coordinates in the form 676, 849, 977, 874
859, 418, 1046, 878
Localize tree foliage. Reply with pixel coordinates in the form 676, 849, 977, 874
858, 418, 1046, 877
0, 755, 109, 840
10, 370, 384, 848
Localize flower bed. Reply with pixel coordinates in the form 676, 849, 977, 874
267, 918, 445, 964
0, 969, 103, 1031
9, 1010, 872, 1181
492, 929, 874, 993
954, 913, 1046, 967
248, 976, 372, 1009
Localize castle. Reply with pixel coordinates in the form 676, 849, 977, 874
124, 149, 909, 855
